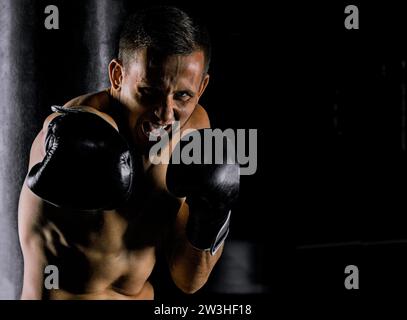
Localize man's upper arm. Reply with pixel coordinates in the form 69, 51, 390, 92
18, 183, 46, 299
18, 125, 50, 299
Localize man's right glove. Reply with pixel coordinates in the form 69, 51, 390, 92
166, 129, 240, 255
27, 107, 134, 211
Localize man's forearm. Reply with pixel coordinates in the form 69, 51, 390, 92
168, 204, 223, 294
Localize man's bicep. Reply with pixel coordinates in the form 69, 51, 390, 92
18, 175, 47, 299
19, 231, 46, 299
19, 114, 61, 299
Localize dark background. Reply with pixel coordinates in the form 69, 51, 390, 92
294, 2, 407, 297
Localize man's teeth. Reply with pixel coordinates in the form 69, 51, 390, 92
152, 124, 168, 130
147, 124, 169, 138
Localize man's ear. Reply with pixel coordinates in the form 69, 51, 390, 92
108, 59, 124, 91
198, 74, 210, 98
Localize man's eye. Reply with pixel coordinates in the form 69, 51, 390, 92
174, 92, 192, 101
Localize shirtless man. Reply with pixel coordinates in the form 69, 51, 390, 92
17, 6, 239, 300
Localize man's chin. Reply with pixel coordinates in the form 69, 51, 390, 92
133, 128, 164, 154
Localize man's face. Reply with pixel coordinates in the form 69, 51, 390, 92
115, 49, 209, 148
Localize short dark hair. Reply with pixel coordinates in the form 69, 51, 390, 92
118, 6, 211, 73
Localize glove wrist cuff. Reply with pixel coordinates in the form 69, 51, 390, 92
186, 210, 231, 255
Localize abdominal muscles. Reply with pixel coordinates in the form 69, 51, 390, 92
42, 212, 158, 300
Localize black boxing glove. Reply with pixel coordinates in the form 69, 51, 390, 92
27, 106, 134, 211
166, 129, 240, 255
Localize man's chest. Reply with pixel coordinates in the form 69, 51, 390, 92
40, 171, 181, 294
43, 163, 181, 253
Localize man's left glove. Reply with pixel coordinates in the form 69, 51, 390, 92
166, 129, 240, 255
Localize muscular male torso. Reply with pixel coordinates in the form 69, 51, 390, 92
27, 90, 209, 299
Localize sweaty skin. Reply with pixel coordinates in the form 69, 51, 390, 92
18, 50, 224, 300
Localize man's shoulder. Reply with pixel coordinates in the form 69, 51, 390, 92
184, 104, 210, 130
63, 90, 110, 112
54, 90, 118, 130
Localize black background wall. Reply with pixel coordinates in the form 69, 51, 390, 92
294, 2, 407, 296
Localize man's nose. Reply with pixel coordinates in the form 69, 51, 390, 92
154, 99, 175, 124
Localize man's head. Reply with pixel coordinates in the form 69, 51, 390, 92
109, 6, 211, 148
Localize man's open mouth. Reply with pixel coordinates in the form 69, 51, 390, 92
142, 121, 173, 139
